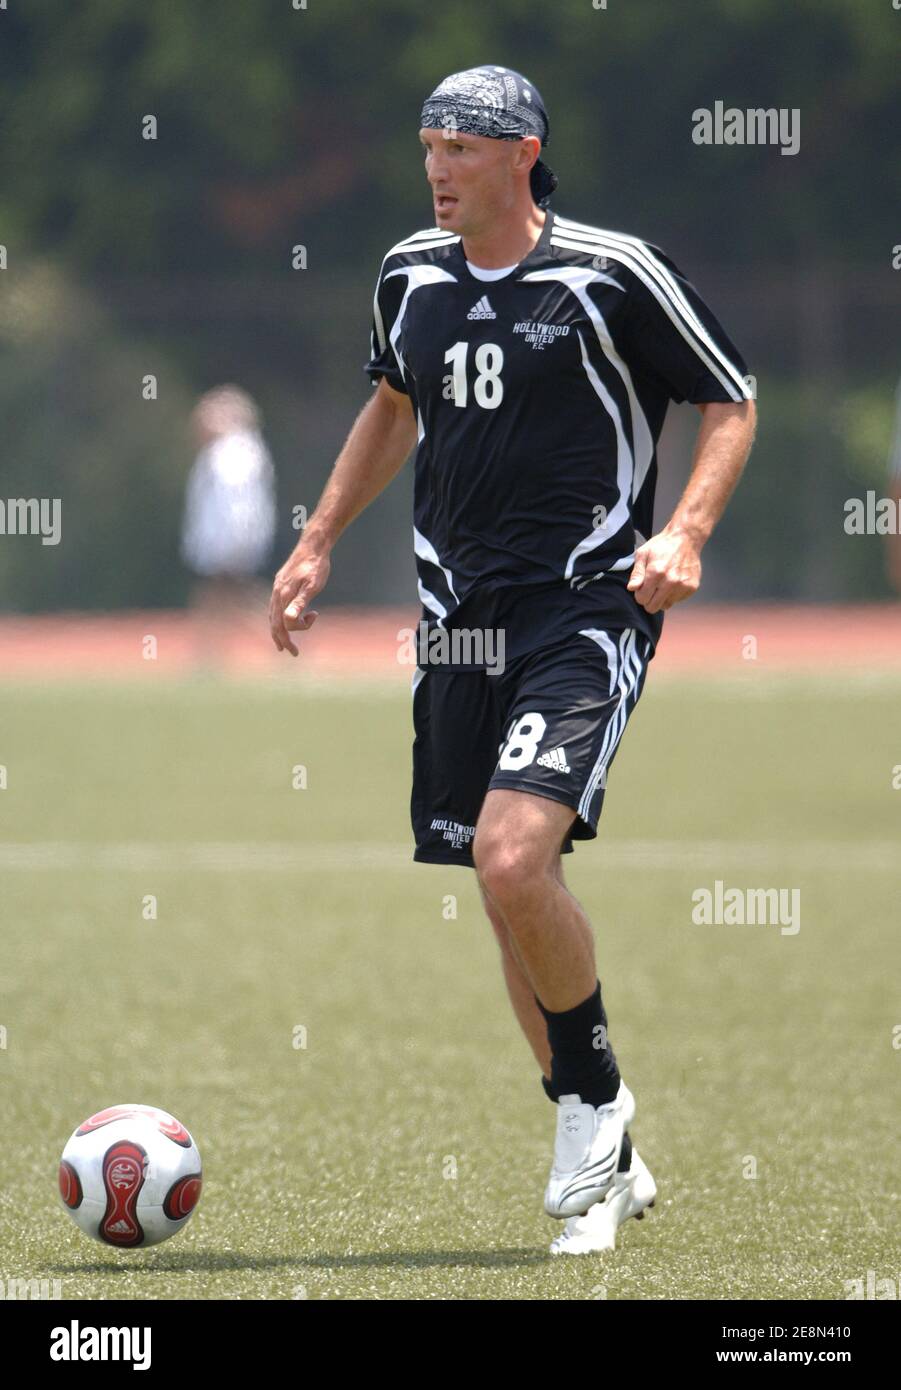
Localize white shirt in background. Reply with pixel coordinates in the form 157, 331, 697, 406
181, 429, 276, 577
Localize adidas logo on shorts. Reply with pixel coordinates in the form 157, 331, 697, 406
467, 295, 497, 320
537, 746, 571, 774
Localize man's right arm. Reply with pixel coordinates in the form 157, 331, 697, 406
269, 378, 418, 655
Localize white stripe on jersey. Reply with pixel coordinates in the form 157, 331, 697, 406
605, 552, 637, 572
372, 230, 459, 356
417, 576, 447, 621
387, 227, 460, 256
523, 265, 654, 503
551, 217, 751, 402
383, 262, 458, 386
572, 552, 638, 592
413, 524, 459, 608
522, 265, 654, 578
568, 328, 634, 575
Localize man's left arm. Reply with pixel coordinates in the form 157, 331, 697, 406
628, 399, 757, 615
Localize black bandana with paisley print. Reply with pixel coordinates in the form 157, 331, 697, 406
420, 65, 558, 209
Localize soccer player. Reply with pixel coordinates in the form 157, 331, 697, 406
270, 66, 756, 1254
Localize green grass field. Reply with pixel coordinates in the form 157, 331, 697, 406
1, 669, 899, 1300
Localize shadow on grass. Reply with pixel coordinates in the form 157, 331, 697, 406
302, 1248, 547, 1270
45, 1247, 548, 1275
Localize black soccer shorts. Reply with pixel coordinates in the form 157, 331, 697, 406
411, 627, 653, 867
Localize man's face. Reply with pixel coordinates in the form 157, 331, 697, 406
418, 126, 539, 234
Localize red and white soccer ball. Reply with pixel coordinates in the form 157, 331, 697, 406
58, 1104, 202, 1248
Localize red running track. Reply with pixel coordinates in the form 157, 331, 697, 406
0, 604, 899, 679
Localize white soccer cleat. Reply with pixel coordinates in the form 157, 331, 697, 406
543, 1081, 635, 1220
549, 1145, 657, 1255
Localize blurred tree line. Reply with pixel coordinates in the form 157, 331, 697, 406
0, 0, 899, 610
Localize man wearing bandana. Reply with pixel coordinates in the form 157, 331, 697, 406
270, 65, 756, 1254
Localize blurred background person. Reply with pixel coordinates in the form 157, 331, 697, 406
181, 385, 277, 669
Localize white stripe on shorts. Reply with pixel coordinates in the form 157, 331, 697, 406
576, 628, 645, 822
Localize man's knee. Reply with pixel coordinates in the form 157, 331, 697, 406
473, 826, 547, 908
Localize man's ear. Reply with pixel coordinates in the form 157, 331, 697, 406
519, 135, 541, 173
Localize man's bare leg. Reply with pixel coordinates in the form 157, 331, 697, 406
473, 789, 597, 1012
480, 858, 576, 1080
474, 787, 632, 1217
473, 786, 626, 1111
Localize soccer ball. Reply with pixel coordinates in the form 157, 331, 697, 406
58, 1104, 202, 1248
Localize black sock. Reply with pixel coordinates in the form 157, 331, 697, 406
536, 980, 621, 1108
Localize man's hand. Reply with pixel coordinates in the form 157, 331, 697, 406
627, 525, 701, 614
269, 545, 331, 656
628, 400, 756, 615
266, 381, 417, 657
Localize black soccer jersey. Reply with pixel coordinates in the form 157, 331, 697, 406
365, 209, 752, 660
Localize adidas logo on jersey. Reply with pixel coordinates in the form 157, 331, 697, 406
467, 295, 497, 320
537, 746, 571, 774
